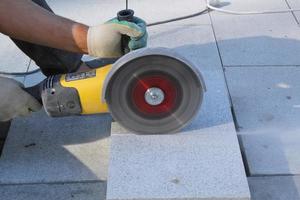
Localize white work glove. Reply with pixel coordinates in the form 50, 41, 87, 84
0, 77, 42, 122
87, 16, 148, 58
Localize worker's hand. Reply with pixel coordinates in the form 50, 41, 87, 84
0, 77, 42, 122
87, 16, 148, 58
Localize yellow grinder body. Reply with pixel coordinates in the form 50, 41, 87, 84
41, 65, 112, 117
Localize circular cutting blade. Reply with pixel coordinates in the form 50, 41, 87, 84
105, 48, 205, 134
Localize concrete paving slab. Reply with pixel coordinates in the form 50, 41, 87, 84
0, 111, 111, 184
287, 0, 300, 8
47, 0, 209, 26
47, 0, 123, 25
225, 66, 300, 175
12, 76, 25, 84
288, 2, 300, 25
248, 176, 300, 200
128, 0, 210, 25
212, 0, 289, 11
0, 34, 30, 73
107, 123, 250, 200
0, 75, 25, 84
210, 0, 300, 66
294, 11, 300, 24
296, 13, 300, 24
23, 61, 46, 87
0, 182, 106, 200
286, 0, 300, 22
148, 25, 221, 72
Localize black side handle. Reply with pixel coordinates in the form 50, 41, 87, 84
117, 9, 134, 54
24, 83, 43, 104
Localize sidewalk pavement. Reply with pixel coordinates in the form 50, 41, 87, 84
1, 0, 300, 199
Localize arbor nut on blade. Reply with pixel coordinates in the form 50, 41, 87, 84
144, 87, 165, 106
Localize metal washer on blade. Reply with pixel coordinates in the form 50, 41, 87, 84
144, 87, 165, 106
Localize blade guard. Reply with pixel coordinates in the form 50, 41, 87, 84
102, 47, 206, 103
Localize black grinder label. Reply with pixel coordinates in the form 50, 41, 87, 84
65, 70, 96, 82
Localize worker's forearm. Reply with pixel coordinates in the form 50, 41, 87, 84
0, 0, 88, 54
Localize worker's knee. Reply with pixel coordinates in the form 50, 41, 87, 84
36, 53, 82, 77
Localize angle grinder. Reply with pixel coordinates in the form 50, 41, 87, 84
24, 10, 206, 134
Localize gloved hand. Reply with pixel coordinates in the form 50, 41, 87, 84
87, 16, 148, 58
0, 77, 42, 122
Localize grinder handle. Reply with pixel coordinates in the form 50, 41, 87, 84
117, 9, 134, 54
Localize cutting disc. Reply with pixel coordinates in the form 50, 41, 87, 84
104, 48, 205, 134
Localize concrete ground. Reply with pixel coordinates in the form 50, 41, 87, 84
1, 0, 300, 199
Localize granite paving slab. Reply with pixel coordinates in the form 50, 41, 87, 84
107, 123, 250, 200
248, 175, 300, 200
0, 34, 30, 73
0, 182, 106, 200
225, 66, 300, 175
287, 0, 300, 8
23, 61, 46, 87
286, 0, 300, 24
209, 0, 300, 66
0, 111, 111, 184
47, 0, 209, 26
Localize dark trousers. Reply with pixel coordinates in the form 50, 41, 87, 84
11, 0, 83, 76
